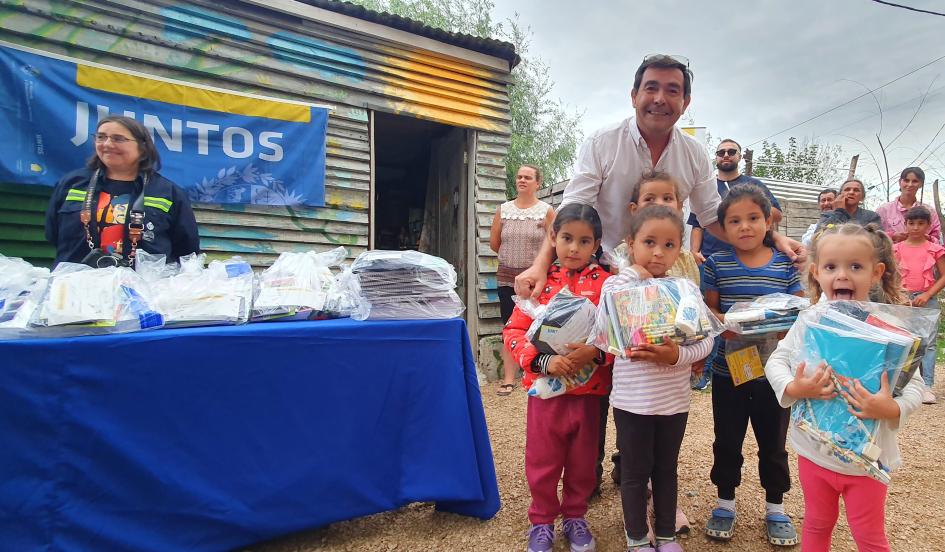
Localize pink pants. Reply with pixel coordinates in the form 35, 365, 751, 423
798, 456, 890, 552
525, 394, 601, 524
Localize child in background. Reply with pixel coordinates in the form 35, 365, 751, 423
765, 223, 923, 551
607, 204, 713, 552
893, 205, 945, 405
613, 170, 700, 284
504, 203, 612, 552
702, 184, 804, 546
610, 170, 698, 535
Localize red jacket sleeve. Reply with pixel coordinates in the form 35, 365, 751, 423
502, 305, 540, 372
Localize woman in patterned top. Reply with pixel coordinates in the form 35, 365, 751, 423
490, 164, 555, 396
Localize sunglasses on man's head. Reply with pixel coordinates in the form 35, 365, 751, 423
716, 148, 739, 158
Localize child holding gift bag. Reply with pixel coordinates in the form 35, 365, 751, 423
765, 222, 924, 552
503, 203, 612, 552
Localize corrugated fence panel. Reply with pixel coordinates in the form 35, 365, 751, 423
0, 183, 54, 267
0, 0, 510, 132
475, 132, 509, 336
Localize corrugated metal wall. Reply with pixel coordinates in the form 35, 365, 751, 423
474, 132, 510, 336
0, 0, 514, 338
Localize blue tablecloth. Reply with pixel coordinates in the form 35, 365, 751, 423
0, 318, 500, 551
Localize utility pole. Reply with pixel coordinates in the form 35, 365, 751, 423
744, 149, 753, 177
847, 155, 859, 180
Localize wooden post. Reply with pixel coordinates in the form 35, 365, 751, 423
847, 155, 859, 180
933, 179, 944, 235
744, 148, 753, 177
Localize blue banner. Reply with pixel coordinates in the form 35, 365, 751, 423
0, 43, 328, 206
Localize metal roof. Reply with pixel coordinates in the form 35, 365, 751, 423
297, 0, 520, 68
756, 177, 828, 203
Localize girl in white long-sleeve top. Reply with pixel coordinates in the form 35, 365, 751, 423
607, 205, 713, 552
764, 222, 924, 552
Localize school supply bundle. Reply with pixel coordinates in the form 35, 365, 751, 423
252, 247, 348, 322
724, 294, 810, 385
0, 255, 50, 338
136, 251, 254, 327
29, 263, 163, 336
349, 250, 465, 320
725, 293, 810, 335
790, 301, 938, 482
516, 286, 600, 399
591, 275, 722, 359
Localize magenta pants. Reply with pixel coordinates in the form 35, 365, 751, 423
525, 394, 601, 524
798, 456, 890, 551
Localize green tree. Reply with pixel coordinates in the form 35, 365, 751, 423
752, 137, 844, 186
348, 0, 583, 197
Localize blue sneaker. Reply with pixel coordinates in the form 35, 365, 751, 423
527, 523, 555, 552
563, 518, 596, 552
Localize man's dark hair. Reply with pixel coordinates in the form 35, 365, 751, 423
817, 189, 837, 201
718, 138, 741, 151
632, 55, 692, 98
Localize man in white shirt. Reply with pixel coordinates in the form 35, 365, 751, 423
514, 54, 803, 298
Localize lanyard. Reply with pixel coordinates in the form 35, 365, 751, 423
79, 169, 149, 261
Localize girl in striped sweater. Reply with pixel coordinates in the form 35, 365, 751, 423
606, 205, 713, 552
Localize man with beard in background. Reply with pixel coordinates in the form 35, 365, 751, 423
688, 138, 782, 392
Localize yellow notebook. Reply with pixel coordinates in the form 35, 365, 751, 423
725, 345, 765, 386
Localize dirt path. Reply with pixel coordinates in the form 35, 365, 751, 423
255, 378, 945, 551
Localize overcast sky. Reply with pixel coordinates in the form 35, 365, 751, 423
491, 0, 945, 199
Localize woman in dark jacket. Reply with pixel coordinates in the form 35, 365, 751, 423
45, 115, 199, 267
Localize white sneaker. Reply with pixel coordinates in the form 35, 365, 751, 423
922, 388, 937, 405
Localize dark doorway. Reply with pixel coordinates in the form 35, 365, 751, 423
372, 111, 467, 277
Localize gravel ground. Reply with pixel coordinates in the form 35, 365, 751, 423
254, 375, 945, 552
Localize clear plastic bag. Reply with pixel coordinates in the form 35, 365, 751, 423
519, 286, 598, 356
0, 255, 50, 338
725, 293, 810, 335
516, 287, 601, 399
789, 300, 939, 482
29, 263, 163, 336
350, 250, 465, 320
139, 252, 254, 327
252, 247, 347, 322
319, 263, 365, 319
591, 271, 723, 359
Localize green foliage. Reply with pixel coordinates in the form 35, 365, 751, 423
346, 0, 583, 197
752, 137, 843, 186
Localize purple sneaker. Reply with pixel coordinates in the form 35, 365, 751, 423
527, 523, 555, 552
563, 518, 597, 552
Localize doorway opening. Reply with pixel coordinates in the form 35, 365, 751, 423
372, 111, 468, 284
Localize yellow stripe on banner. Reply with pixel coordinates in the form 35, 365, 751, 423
76, 66, 311, 123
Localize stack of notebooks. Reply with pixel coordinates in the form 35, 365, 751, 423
596, 277, 718, 358
793, 301, 932, 482
351, 250, 465, 320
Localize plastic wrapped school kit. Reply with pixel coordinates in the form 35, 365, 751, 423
515, 287, 601, 399
591, 274, 722, 359
789, 300, 939, 482
30, 263, 163, 336
725, 293, 810, 335
0, 255, 50, 338
252, 247, 348, 321
723, 293, 810, 385
136, 251, 254, 327
349, 250, 464, 320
